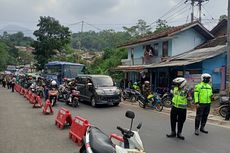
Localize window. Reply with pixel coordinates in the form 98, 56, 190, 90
162, 41, 168, 57
153, 43, 159, 56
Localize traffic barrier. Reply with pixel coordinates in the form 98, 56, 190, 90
26, 90, 32, 101
69, 116, 90, 146
33, 96, 43, 108
42, 99, 54, 114
20, 87, 25, 95
15, 84, 19, 92
24, 89, 28, 98
29, 94, 36, 104
55, 107, 72, 129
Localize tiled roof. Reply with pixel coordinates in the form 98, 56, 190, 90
196, 36, 227, 49
119, 21, 213, 48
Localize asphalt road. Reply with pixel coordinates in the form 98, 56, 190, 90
0, 87, 230, 153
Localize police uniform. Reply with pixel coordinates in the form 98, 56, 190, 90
194, 80, 212, 135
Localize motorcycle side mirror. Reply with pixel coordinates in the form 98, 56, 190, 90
137, 122, 142, 129
125, 111, 135, 119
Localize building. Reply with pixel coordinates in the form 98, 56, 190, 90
117, 21, 214, 87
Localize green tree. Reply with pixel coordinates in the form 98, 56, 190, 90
154, 19, 170, 33
33, 16, 71, 70
123, 19, 151, 37
0, 41, 10, 70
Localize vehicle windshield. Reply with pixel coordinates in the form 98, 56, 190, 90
44, 65, 61, 75
64, 65, 84, 78
92, 76, 114, 87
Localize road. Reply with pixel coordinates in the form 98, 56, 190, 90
0, 86, 230, 153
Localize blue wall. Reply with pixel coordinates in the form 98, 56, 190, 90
202, 53, 227, 90
172, 28, 206, 56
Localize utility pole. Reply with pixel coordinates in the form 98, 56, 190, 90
186, 0, 209, 22
227, 0, 230, 95
191, 0, 195, 22
81, 21, 84, 33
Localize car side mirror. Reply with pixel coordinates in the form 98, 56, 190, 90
125, 110, 135, 119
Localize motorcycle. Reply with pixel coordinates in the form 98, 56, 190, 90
58, 85, 69, 102
137, 91, 163, 111
122, 88, 139, 102
66, 87, 80, 107
79, 110, 145, 153
48, 87, 58, 106
219, 96, 230, 118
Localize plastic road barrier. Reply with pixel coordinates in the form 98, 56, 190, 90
42, 99, 54, 114
33, 96, 43, 108
55, 107, 72, 129
69, 116, 90, 146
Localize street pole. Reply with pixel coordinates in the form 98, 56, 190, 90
227, 0, 230, 95
198, 0, 202, 22
191, 0, 194, 22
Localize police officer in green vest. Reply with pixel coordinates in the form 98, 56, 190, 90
167, 77, 188, 140
194, 73, 213, 136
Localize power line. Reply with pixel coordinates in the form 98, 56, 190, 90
164, 4, 190, 22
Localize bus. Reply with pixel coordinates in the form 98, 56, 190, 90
43, 61, 85, 85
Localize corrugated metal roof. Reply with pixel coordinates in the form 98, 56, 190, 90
145, 45, 226, 69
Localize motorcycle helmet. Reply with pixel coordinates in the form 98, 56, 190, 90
51, 80, 57, 86
144, 81, 150, 84
63, 77, 68, 81
133, 82, 137, 85
173, 77, 187, 88
201, 73, 211, 83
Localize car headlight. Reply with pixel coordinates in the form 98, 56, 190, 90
115, 89, 121, 95
96, 89, 105, 95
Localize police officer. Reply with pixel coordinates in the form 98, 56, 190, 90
167, 77, 188, 140
194, 73, 213, 136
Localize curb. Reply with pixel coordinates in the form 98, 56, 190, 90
122, 101, 230, 128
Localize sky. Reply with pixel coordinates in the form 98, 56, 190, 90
0, 0, 228, 34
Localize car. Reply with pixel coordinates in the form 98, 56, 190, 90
76, 75, 121, 107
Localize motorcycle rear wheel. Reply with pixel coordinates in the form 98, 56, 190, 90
219, 105, 229, 118
139, 101, 145, 108
155, 103, 163, 111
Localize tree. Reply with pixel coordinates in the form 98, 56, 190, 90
0, 41, 10, 70
154, 19, 170, 33
123, 19, 151, 37
219, 14, 227, 22
33, 16, 71, 70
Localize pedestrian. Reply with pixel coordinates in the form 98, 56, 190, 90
194, 73, 213, 136
167, 77, 188, 140
11, 76, 16, 92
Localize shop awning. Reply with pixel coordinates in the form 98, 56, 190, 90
114, 65, 146, 72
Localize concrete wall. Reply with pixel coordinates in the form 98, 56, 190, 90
172, 28, 206, 56
202, 53, 227, 90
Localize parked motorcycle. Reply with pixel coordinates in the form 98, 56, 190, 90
48, 88, 58, 106
66, 87, 80, 107
122, 88, 139, 102
79, 110, 145, 153
219, 96, 230, 118
137, 91, 163, 111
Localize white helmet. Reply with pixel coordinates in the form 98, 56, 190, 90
201, 73, 211, 83
51, 80, 57, 86
173, 77, 187, 88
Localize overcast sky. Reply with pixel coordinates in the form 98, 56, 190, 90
0, 0, 228, 33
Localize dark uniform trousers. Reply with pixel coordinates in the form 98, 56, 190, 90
170, 106, 187, 134
195, 103, 210, 129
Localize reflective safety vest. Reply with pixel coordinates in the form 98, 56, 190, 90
194, 82, 212, 104
133, 84, 140, 91
172, 87, 188, 109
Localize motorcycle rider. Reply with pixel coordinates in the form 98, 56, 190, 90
194, 73, 213, 136
167, 77, 188, 140
132, 82, 140, 91
142, 81, 151, 108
